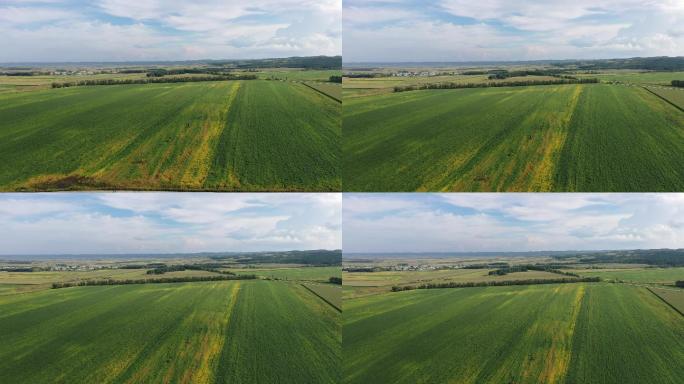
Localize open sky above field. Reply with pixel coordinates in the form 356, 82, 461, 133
344, 0, 684, 62
0, 193, 341, 255
343, 194, 684, 253
0, 0, 341, 62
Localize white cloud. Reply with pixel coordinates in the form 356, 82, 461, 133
0, 193, 341, 255
344, 0, 684, 61
0, 1, 341, 62
343, 193, 684, 253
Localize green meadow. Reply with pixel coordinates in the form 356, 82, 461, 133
344, 283, 684, 384
0, 80, 340, 191
343, 83, 684, 192
0, 280, 340, 384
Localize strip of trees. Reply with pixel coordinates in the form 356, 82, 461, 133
51, 74, 257, 88
391, 276, 600, 292
394, 78, 599, 92
329, 277, 342, 285
676, 281, 684, 288
146, 263, 235, 275
329, 75, 342, 83
51, 274, 256, 289
488, 265, 580, 277
672, 80, 684, 87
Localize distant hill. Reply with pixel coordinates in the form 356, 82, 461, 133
0, 249, 343, 265
345, 56, 684, 71
0, 55, 343, 70
345, 249, 684, 266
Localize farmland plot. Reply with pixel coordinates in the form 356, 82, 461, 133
0, 80, 340, 191
0, 280, 340, 384
343, 284, 684, 384
343, 84, 684, 191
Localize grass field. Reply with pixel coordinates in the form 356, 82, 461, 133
0, 280, 340, 384
649, 287, 684, 315
646, 86, 684, 110
342, 268, 572, 298
575, 70, 684, 85
571, 267, 684, 284
0, 80, 340, 191
303, 283, 342, 311
344, 283, 684, 384
0, 269, 225, 294
343, 83, 684, 191
304, 82, 342, 102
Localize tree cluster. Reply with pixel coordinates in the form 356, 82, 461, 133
488, 264, 580, 277
672, 80, 684, 87
329, 276, 342, 285
393, 78, 599, 92
51, 274, 256, 289
146, 263, 235, 275
676, 281, 684, 288
390, 276, 600, 292
51, 74, 257, 88
329, 75, 342, 83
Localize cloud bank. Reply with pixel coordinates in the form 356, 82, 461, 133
0, 0, 341, 62
343, 193, 684, 253
0, 193, 341, 255
344, 0, 684, 62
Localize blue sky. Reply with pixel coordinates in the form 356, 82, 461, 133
0, 0, 341, 62
343, 194, 684, 253
344, 0, 684, 62
0, 193, 341, 255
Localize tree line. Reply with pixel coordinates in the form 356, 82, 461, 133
393, 78, 599, 92
676, 281, 684, 288
672, 80, 684, 87
51, 274, 257, 289
390, 276, 600, 292
145, 263, 236, 275
329, 277, 342, 284
486, 69, 576, 80
488, 265, 580, 277
51, 74, 257, 88
329, 75, 342, 83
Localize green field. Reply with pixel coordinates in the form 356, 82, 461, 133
649, 287, 684, 315
0, 80, 340, 191
343, 83, 684, 191
0, 268, 227, 294
342, 268, 572, 298
647, 86, 684, 110
571, 267, 684, 284
0, 280, 340, 383
344, 283, 684, 384
575, 70, 684, 85
303, 283, 342, 311
305, 82, 342, 102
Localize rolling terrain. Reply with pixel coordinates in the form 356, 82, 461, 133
0, 280, 341, 384
343, 83, 684, 191
344, 283, 684, 384
0, 80, 340, 191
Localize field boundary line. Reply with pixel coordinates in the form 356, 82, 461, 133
300, 284, 341, 312
301, 82, 342, 103
646, 287, 684, 317
641, 86, 684, 113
